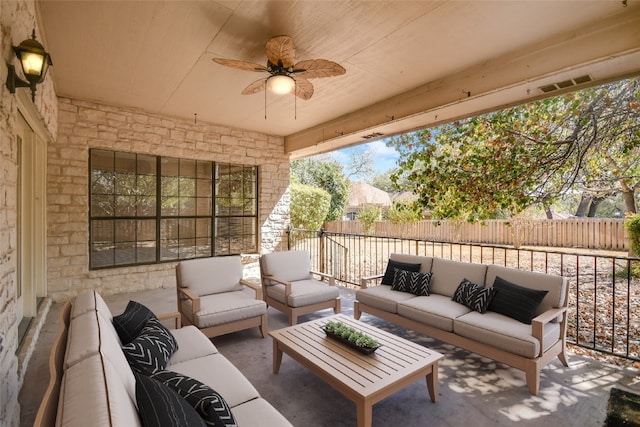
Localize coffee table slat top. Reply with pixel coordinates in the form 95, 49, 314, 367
269, 314, 443, 398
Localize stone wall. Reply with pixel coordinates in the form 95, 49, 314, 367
49, 98, 290, 302
1, 1, 58, 425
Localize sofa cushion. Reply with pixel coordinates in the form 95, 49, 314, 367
430, 258, 488, 297
177, 256, 244, 296
71, 290, 114, 321
169, 325, 219, 365
488, 276, 548, 324
452, 279, 496, 314
266, 279, 339, 308
454, 310, 561, 358
260, 250, 313, 282
231, 397, 294, 427
168, 353, 260, 408
356, 285, 416, 313
57, 354, 141, 427
184, 291, 266, 329
113, 300, 157, 344
397, 294, 471, 332
151, 370, 237, 427
486, 265, 566, 317
135, 372, 206, 427
382, 259, 422, 285
392, 268, 432, 296
123, 317, 178, 375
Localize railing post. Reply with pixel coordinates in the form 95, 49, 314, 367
319, 228, 326, 273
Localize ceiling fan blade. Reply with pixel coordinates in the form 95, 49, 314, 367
212, 58, 268, 72
241, 79, 266, 95
293, 59, 346, 79
265, 35, 295, 68
292, 77, 314, 100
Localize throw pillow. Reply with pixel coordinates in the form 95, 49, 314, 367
135, 372, 206, 427
123, 317, 178, 375
391, 268, 410, 293
152, 370, 237, 427
392, 269, 432, 296
381, 259, 421, 285
452, 279, 496, 313
113, 300, 157, 344
488, 276, 549, 324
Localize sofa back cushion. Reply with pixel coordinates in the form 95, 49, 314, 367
430, 258, 488, 297
389, 253, 433, 274
486, 265, 567, 316
260, 250, 312, 282
177, 256, 244, 296
71, 290, 113, 322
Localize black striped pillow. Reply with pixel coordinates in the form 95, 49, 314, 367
151, 370, 237, 427
487, 276, 548, 324
113, 300, 156, 344
123, 317, 178, 375
135, 372, 206, 427
452, 279, 496, 313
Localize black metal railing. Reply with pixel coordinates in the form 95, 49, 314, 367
288, 228, 640, 362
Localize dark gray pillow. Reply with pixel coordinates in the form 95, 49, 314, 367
382, 259, 421, 285
113, 300, 156, 344
152, 370, 237, 427
123, 317, 178, 375
135, 372, 206, 427
488, 276, 548, 324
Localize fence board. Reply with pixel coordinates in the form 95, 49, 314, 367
324, 218, 628, 251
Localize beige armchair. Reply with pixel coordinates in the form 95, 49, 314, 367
259, 250, 340, 325
176, 256, 268, 338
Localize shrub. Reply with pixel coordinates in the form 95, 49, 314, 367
290, 183, 331, 230
357, 204, 382, 234
624, 213, 640, 257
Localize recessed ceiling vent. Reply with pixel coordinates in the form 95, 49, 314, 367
362, 132, 384, 139
539, 74, 593, 93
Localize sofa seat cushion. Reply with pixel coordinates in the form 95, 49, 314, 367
430, 258, 488, 298
183, 292, 267, 329
168, 325, 219, 365
397, 294, 471, 332
232, 397, 294, 427
168, 353, 260, 408
57, 354, 141, 427
356, 285, 416, 313
266, 280, 339, 308
454, 311, 561, 358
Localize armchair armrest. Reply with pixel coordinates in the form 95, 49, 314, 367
240, 278, 263, 300
264, 274, 293, 299
310, 270, 335, 286
531, 306, 567, 357
177, 287, 201, 313
360, 273, 384, 289
156, 311, 182, 329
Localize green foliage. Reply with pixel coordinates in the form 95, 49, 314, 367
624, 213, 640, 257
324, 321, 379, 348
291, 158, 348, 221
357, 204, 382, 234
386, 201, 422, 225
389, 77, 640, 221
289, 183, 331, 230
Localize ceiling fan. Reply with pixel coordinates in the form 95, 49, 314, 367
212, 35, 346, 100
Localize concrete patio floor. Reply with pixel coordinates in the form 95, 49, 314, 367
19, 286, 640, 426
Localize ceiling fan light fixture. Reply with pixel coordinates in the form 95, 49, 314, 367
267, 74, 295, 95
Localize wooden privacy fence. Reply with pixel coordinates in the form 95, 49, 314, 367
324, 218, 628, 251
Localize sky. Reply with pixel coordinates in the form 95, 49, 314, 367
331, 138, 400, 178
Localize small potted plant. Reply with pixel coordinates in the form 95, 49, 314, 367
322, 321, 380, 354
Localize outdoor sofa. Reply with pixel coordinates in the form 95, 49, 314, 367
34, 289, 292, 426
354, 253, 569, 395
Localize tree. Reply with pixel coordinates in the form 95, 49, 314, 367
289, 183, 331, 230
389, 77, 640, 221
291, 158, 349, 221
357, 204, 382, 234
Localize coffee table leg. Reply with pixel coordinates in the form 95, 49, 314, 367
426, 362, 439, 403
356, 400, 372, 427
273, 340, 283, 374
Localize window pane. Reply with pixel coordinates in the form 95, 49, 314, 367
91, 149, 114, 171
91, 194, 113, 217
91, 170, 114, 194
196, 198, 211, 216
115, 195, 137, 216
197, 161, 212, 179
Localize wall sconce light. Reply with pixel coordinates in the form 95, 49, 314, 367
6, 29, 53, 102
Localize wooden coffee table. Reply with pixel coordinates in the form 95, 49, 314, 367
269, 314, 443, 427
